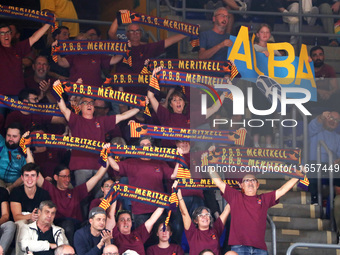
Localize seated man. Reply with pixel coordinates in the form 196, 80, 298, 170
74, 207, 112, 255
0, 122, 26, 193
0, 187, 15, 255
18, 200, 68, 255
25, 144, 109, 246
10, 162, 50, 255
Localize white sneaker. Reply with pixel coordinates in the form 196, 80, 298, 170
282, 10, 299, 24
235, 0, 247, 11
254, 143, 260, 148
306, 6, 319, 26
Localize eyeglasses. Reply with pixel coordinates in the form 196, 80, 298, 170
215, 14, 229, 19
80, 101, 95, 106
329, 116, 340, 122
58, 175, 71, 179
104, 184, 114, 188
0, 31, 11, 36
197, 213, 211, 218
242, 178, 258, 184
127, 29, 142, 34
103, 253, 119, 255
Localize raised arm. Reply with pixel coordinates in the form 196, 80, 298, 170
53, 80, 71, 121
144, 207, 165, 233
206, 148, 226, 193
108, 17, 119, 40
164, 34, 187, 49
170, 163, 180, 179
29, 23, 52, 47
105, 200, 117, 232
219, 203, 230, 226
110, 55, 123, 65
275, 177, 299, 200
115, 108, 139, 124
86, 164, 109, 192
107, 156, 120, 172
177, 188, 192, 230
147, 66, 163, 113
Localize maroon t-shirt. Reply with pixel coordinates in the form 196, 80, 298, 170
65, 54, 111, 87
24, 75, 56, 103
5, 111, 53, 131
33, 148, 66, 178
42, 179, 89, 221
222, 185, 278, 250
314, 63, 337, 91
112, 223, 150, 255
68, 112, 116, 171
116, 40, 165, 96
185, 218, 224, 255
0, 39, 31, 95
146, 243, 184, 255
117, 158, 173, 215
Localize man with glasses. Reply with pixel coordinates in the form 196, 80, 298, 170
0, 22, 54, 100
199, 7, 233, 61
56, 94, 139, 188
108, 10, 187, 96
308, 111, 340, 204
209, 167, 303, 254
102, 244, 119, 255
54, 244, 76, 255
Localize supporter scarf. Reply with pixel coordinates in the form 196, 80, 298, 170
129, 122, 247, 146
203, 146, 308, 187
0, 94, 63, 117
59, 81, 150, 116
147, 59, 239, 79
19, 133, 188, 168
0, 4, 57, 31
176, 178, 240, 189
51, 40, 130, 65
99, 183, 177, 226
104, 74, 152, 87
117, 11, 199, 50
99, 145, 188, 169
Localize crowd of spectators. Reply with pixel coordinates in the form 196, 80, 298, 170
0, 1, 339, 254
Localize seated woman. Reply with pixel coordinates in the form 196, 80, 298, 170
146, 222, 184, 255
176, 182, 230, 255
106, 200, 164, 255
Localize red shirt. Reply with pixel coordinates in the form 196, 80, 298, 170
66, 54, 111, 87
185, 218, 224, 255
5, 111, 53, 131
146, 243, 184, 255
112, 223, 150, 255
68, 112, 116, 171
117, 158, 173, 215
222, 185, 278, 250
0, 39, 31, 95
42, 180, 88, 221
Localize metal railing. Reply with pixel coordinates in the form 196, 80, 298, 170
316, 140, 335, 231
267, 214, 277, 255
286, 242, 340, 255
164, 0, 340, 49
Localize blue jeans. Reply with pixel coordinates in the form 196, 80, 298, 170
231, 245, 268, 255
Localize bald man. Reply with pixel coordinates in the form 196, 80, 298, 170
55, 244, 75, 255
102, 244, 119, 255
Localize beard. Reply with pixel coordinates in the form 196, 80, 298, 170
314, 60, 324, 68
5, 141, 19, 149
